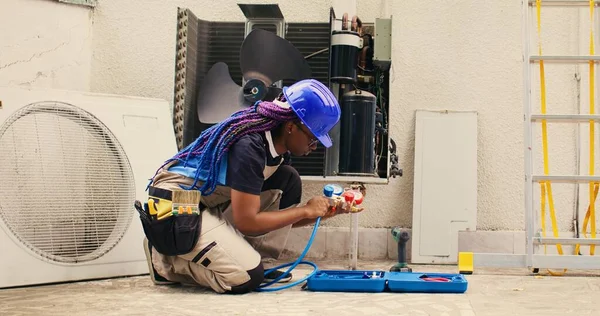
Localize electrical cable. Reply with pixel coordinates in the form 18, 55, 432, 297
573, 0, 599, 260
576, 0, 599, 257
254, 217, 322, 292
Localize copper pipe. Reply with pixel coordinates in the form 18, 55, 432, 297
359, 46, 368, 69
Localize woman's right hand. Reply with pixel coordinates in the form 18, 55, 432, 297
304, 196, 331, 219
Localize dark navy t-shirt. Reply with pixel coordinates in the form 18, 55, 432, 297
225, 132, 289, 196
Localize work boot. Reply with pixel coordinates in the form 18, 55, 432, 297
143, 238, 176, 285
263, 269, 292, 283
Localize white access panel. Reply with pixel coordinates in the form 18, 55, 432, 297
411, 110, 478, 264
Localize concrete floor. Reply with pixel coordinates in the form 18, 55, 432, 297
1, 260, 599, 316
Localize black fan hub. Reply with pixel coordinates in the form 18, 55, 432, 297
243, 78, 268, 103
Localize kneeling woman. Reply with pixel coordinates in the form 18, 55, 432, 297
141, 79, 353, 294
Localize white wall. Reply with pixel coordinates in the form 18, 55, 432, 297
0, 0, 93, 91
1, 0, 597, 235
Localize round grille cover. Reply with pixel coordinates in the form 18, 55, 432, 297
0, 102, 135, 264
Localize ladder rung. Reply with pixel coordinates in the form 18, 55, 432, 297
529, 0, 600, 6
530, 55, 600, 63
534, 237, 600, 245
531, 114, 600, 122
533, 175, 600, 183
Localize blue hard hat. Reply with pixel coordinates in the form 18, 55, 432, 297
283, 79, 341, 148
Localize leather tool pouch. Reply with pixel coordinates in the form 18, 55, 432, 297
135, 200, 202, 256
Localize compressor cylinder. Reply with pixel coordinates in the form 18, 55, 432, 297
338, 89, 377, 176
329, 30, 362, 83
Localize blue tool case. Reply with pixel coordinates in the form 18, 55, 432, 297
305, 270, 468, 293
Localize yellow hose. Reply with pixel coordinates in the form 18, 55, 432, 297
576, 0, 599, 257
535, 0, 566, 276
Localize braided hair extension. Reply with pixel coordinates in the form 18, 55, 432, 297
153, 99, 297, 195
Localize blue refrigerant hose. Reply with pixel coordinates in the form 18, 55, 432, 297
254, 217, 321, 292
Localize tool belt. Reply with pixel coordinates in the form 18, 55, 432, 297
134, 186, 203, 256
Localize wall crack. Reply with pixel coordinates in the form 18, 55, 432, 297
0, 41, 69, 71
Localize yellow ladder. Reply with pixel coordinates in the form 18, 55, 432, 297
459, 0, 600, 275
525, 0, 600, 274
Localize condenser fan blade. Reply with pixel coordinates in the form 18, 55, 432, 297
197, 62, 251, 124
240, 28, 311, 85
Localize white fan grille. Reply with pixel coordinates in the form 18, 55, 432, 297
0, 101, 135, 264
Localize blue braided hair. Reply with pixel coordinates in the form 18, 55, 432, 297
153, 98, 297, 195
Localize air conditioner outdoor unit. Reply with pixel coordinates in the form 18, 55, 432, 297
0, 86, 177, 288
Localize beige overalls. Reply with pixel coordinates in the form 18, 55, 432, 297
147, 159, 293, 293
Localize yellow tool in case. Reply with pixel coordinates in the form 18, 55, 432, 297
135, 187, 202, 256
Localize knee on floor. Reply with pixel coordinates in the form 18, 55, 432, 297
227, 262, 265, 294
